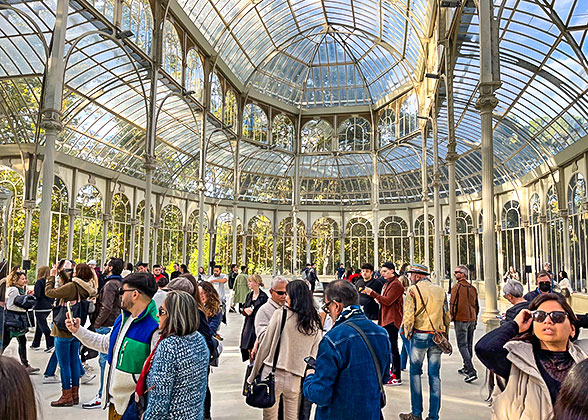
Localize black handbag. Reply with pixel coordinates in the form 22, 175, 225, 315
53, 286, 84, 331
245, 308, 288, 408
345, 321, 387, 409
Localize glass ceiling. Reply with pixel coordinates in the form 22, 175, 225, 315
0, 0, 587, 207
178, 0, 432, 108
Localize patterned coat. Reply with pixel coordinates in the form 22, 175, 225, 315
144, 331, 210, 420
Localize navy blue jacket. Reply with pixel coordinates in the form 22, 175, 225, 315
303, 311, 391, 420
33, 278, 54, 310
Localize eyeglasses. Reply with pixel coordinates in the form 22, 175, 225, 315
118, 288, 139, 296
158, 306, 168, 317
532, 310, 568, 324
271, 289, 287, 296
321, 299, 339, 313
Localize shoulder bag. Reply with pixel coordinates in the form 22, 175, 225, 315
245, 308, 288, 408
53, 284, 85, 331
414, 285, 452, 355
345, 321, 386, 408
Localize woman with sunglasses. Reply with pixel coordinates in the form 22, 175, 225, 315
475, 293, 588, 420
248, 280, 322, 420
138, 290, 209, 420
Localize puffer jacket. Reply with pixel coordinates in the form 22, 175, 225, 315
491, 339, 588, 420
45, 275, 97, 338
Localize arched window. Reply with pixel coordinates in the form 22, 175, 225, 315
185, 49, 204, 102
88, 0, 115, 21
378, 109, 396, 147
530, 193, 541, 225
186, 210, 209, 272
529, 192, 544, 273
272, 114, 294, 151
338, 117, 371, 151
121, 0, 153, 54
215, 212, 242, 270
245, 215, 273, 275
162, 20, 182, 83
378, 216, 409, 267
301, 120, 333, 153
499, 201, 525, 277
546, 186, 564, 277
399, 93, 418, 138
135, 200, 154, 261
242, 104, 268, 143
345, 217, 374, 270
210, 72, 223, 120
224, 90, 237, 129
157, 205, 184, 269
73, 185, 103, 263
108, 193, 131, 261
277, 217, 306, 275
50, 176, 69, 265
414, 214, 434, 269
568, 174, 587, 291
0, 170, 25, 269
443, 211, 475, 272
311, 218, 340, 276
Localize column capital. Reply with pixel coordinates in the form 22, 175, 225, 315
559, 209, 569, 219
130, 218, 139, 225
495, 223, 502, 233
152, 221, 161, 230
582, 201, 588, 214
432, 171, 442, 188
446, 151, 459, 163
539, 214, 547, 224
522, 220, 529, 228
102, 213, 112, 222
407, 231, 414, 238
40, 109, 63, 132
183, 224, 189, 232
23, 199, 36, 211
475, 87, 499, 112
142, 154, 157, 172
68, 207, 80, 218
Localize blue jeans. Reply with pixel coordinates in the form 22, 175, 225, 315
54, 337, 81, 389
95, 326, 111, 398
409, 333, 442, 420
44, 350, 85, 377
400, 332, 411, 370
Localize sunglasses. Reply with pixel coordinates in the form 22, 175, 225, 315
532, 310, 568, 324
271, 289, 287, 296
118, 287, 139, 296
321, 299, 339, 313
158, 306, 168, 316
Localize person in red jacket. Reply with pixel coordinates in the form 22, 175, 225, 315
363, 261, 405, 385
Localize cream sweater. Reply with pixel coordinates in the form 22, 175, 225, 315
249, 307, 322, 382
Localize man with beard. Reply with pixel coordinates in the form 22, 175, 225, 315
67, 272, 159, 419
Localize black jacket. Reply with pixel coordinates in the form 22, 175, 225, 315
356, 276, 384, 320
33, 278, 54, 310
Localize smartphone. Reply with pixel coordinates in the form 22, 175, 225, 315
304, 356, 316, 369
67, 301, 73, 322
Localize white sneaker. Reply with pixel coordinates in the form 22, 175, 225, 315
83, 362, 95, 372
80, 372, 96, 384
43, 375, 60, 384
82, 394, 102, 409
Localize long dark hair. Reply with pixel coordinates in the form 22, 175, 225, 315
553, 359, 588, 420
0, 356, 37, 420
514, 293, 578, 343
286, 280, 321, 336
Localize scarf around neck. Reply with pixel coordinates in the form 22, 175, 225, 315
335, 304, 363, 325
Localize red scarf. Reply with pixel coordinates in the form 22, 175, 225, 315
136, 335, 163, 397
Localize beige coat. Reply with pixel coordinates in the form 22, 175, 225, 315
249, 307, 322, 382
492, 339, 588, 420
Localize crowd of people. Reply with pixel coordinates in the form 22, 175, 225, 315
1, 257, 588, 420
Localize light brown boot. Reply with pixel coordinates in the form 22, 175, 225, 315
71, 386, 79, 405
51, 388, 73, 407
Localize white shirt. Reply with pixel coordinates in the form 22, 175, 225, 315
209, 274, 228, 302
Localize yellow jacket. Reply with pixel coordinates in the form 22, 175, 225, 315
403, 279, 450, 336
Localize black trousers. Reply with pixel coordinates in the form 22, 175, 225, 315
32, 310, 54, 349
2, 330, 29, 367
384, 323, 401, 380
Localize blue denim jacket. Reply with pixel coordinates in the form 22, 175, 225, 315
303, 312, 391, 420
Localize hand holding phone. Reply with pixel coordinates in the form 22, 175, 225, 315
304, 356, 316, 370
67, 301, 73, 322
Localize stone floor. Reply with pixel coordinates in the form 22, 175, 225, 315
5, 298, 500, 420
